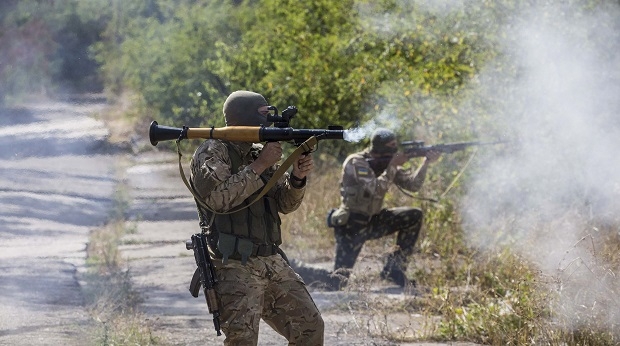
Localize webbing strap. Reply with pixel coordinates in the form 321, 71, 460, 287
439, 148, 477, 199
176, 137, 317, 216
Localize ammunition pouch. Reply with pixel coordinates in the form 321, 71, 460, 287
326, 207, 351, 228
216, 233, 280, 265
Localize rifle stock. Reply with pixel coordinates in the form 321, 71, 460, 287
149, 120, 344, 146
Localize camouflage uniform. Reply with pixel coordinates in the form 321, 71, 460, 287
189, 91, 323, 345
334, 147, 428, 286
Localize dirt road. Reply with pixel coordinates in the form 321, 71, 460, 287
0, 97, 117, 345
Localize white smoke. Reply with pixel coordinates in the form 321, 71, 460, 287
356, 0, 620, 331
462, 1, 620, 329
344, 108, 404, 143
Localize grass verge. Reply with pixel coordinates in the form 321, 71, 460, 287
82, 158, 160, 346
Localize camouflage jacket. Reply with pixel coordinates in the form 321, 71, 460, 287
189, 139, 305, 245
339, 149, 428, 216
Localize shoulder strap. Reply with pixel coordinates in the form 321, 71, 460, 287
176, 137, 317, 216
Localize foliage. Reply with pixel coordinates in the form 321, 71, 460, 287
0, 0, 107, 104
218, 0, 496, 158
82, 0, 502, 158
0, 1, 58, 103
93, 0, 239, 126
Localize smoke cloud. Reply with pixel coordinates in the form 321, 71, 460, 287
462, 1, 620, 329
355, 0, 620, 331
344, 108, 403, 143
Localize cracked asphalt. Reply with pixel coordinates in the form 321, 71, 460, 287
0, 97, 115, 346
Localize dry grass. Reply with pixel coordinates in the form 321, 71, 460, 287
280, 154, 342, 261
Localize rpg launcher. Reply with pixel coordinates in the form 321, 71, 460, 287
149, 105, 344, 146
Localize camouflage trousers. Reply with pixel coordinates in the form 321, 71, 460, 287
213, 254, 324, 346
333, 206, 423, 272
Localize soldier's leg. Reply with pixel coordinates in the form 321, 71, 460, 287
369, 207, 423, 286
370, 207, 423, 255
333, 223, 370, 271
262, 255, 324, 346
289, 259, 342, 291
214, 259, 267, 346
383, 207, 423, 256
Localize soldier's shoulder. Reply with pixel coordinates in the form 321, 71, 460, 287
192, 140, 230, 165
194, 139, 228, 154
344, 151, 368, 165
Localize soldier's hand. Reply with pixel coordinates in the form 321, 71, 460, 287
389, 152, 408, 167
425, 150, 441, 163
292, 154, 314, 179
250, 142, 282, 174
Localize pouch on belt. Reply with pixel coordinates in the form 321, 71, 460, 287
326, 207, 350, 228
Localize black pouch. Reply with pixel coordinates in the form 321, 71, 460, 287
217, 233, 237, 265
237, 238, 254, 265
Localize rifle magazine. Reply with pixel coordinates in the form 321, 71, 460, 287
189, 268, 201, 298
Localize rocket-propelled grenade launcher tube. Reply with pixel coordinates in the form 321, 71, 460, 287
149, 121, 345, 146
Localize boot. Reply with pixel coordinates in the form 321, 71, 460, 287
380, 253, 416, 288
289, 259, 346, 291
380, 268, 416, 287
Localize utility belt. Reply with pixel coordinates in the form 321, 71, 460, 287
222, 243, 280, 259
210, 233, 280, 265
349, 211, 372, 225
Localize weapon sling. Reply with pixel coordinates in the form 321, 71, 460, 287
174, 135, 318, 217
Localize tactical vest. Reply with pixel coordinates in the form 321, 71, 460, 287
340, 152, 385, 217
197, 142, 282, 262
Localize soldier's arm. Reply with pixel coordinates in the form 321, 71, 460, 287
394, 158, 430, 192
273, 171, 306, 214
190, 140, 264, 212
274, 149, 320, 214
375, 162, 399, 193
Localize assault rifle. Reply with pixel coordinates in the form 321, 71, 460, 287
186, 232, 222, 336
402, 140, 505, 157
367, 140, 505, 164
